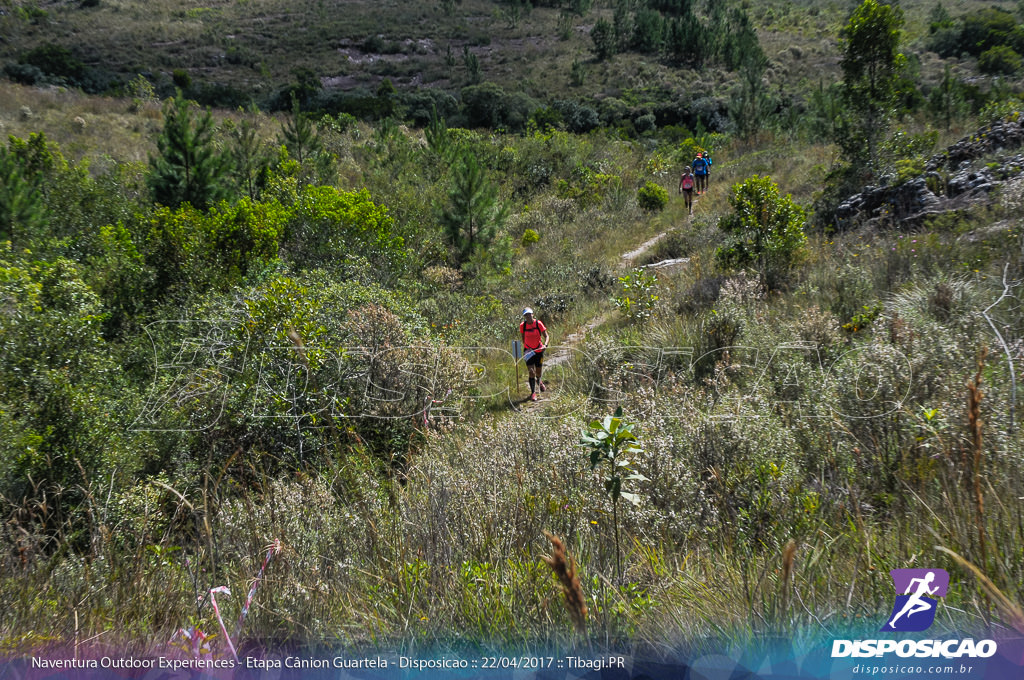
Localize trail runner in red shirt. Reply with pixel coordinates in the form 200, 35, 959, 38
519, 307, 550, 402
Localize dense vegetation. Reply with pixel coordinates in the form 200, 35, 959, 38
1, 0, 1024, 662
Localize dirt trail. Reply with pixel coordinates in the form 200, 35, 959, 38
516, 229, 690, 409
620, 232, 668, 263
543, 230, 687, 369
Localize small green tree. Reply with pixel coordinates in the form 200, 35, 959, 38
613, 0, 633, 51
438, 151, 508, 266
979, 45, 1023, 75
591, 18, 616, 60
729, 34, 771, 139
928, 2, 954, 33
284, 185, 405, 277
807, 80, 845, 142
579, 406, 647, 582
444, 43, 456, 79
425, 105, 454, 162
0, 143, 46, 248
570, 57, 586, 86
570, 0, 592, 15
462, 46, 481, 84
614, 267, 659, 321
229, 116, 272, 200
280, 94, 322, 166
148, 92, 231, 210
838, 0, 905, 167
502, 0, 529, 28
558, 11, 575, 40
632, 8, 666, 53
929, 64, 967, 131
716, 175, 807, 289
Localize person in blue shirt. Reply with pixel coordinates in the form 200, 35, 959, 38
701, 151, 712, 189
692, 151, 710, 194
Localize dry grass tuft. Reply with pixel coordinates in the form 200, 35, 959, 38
937, 546, 1024, 635
541, 531, 587, 635
967, 348, 988, 568
781, 538, 797, 611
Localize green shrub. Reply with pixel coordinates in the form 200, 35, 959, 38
636, 180, 669, 212
978, 99, 1023, 126
460, 82, 538, 131
960, 8, 1022, 57
0, 258, 118, 537
979, 45, 1022, 75
521, 228, 540, 246
3, 63, 45, 85
284, 185, 406, 277
715, 175, 807, 288
591, 17, 616, 60
553, 100, 600, 133
893, 158, 925, 184
555, 168, 620, 209
171, 68, 192, 90
20, 43, 85, 83
614, 267, 660, 321
882, 129, 939, 159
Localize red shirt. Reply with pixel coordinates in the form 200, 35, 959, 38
519, 319, 547, 351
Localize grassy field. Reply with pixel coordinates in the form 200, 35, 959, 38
0, 0, 961, 113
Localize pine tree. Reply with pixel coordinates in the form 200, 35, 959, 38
729, 31, 771, 139
425, 105, 453, 160
462, 46, 481, 84
591, 17, 616, 61
280, 94, 322, 165
930, 63, 966, 131
445, 43, 456, 79
229, 115, 272, 200
0, 144, 46, 248
439, 151, 508, 265
148, 93, 231, 210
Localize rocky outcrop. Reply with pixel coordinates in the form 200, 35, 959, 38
834, 118, 1024, 228
926, 119, 1024, 172
835, 177, 942, 224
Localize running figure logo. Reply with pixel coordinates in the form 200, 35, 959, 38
882, 569, 950, 632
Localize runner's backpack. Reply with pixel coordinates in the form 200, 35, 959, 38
681, 174, 694, 190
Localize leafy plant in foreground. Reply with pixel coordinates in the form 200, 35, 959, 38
579, 406, 647, 582
636, 180, 668, 211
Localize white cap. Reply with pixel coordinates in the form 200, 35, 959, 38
522, 307, 534, 316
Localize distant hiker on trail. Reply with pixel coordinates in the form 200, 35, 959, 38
520, 307, 549, 402
692, 152, 710, 195
701, 151, 712, 190
678, 166, 695, 215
